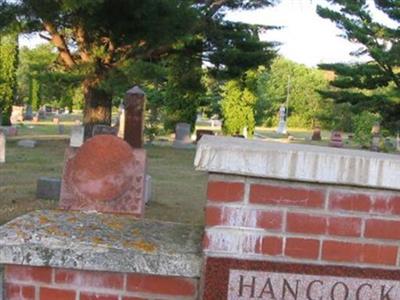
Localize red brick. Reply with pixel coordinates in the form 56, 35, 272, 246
285, 238, 320, 259
55, 269, 123, 289
40, 287, 75, 300
250, 184, 324, 208
5, 265, 52, 283
372, 195, 400, 215
80, 292, 119, 300
365, 219, 400, 240
126, 274, 197, 296
256, 236, 283, 255
6, 283, 35, 300
322, 240, 397, 265
206, 206, 282, 230
257, 211, 283, 230
327, 216, 362, 237
286, 213, 326, 235
207, 181, 244, 202
329, 191, 371, 212
205, 206, 221, 226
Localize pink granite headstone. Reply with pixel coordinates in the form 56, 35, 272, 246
59, 135, 146, 217
329, 131, 343, 148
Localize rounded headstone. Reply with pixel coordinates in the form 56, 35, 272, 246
60, 134, 147, 217
66, 135, 135, 202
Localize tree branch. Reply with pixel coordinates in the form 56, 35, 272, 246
38, 33, 51, 41
43, 21, 76, 68
75, 25, 91, 63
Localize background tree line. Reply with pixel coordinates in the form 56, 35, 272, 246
0, 0, 398, 138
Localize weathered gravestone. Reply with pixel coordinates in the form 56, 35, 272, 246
0, 130, 5, 163
24, 105, 33, 120
53, 117, 60, 124
10, 106, 24, 124
311, 126, 322, 141
32, 114, 39, 123
144, 174, 152, 204
329, 131, 343, 148
17, 139, 37, 148
70, 125, 84, 147
38, 109, 46, 119
36, 177, 61, 200
60, 135, 147, 217
1, 126, 17, 137
92, 124, 118, 136
371, 122, 381, 152
173, 122, 192, 148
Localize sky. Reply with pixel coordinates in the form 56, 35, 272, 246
20, 0, 398, 67
226, 0, 398, 66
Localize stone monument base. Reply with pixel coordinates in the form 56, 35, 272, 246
0, 210, 202, 300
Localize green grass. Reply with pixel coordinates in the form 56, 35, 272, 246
0, 122, 207, 225
1, 120, 398, 225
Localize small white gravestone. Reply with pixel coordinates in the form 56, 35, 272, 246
144, 174, 152, 204
117, 105, 126, 139
173, 122, 194, 148
0, 130, 5, 163
70, 126, 84, 147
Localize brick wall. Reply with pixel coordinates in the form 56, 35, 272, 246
4, 265, 198, 300
204, 174, 400, 269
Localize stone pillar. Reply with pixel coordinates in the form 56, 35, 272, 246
123, 86, 145, 148
195, 135, 400, 299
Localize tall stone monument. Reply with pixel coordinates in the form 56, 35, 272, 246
123, 86, 145, 148
0, 129, 5, 163
276, 104, 287, 134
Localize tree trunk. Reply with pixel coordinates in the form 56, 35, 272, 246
83, 79, 112, 140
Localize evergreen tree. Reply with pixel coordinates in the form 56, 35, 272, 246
221, 78, 256, 136
0, 0, 277, 137
317, 0, 400, 131
0, 33, 18, 125
29, 77, 40, 110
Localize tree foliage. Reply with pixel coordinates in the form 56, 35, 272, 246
221, 77, 257, 136
317, 0, 400, 131
257, 57, 330, 128
0, 0, 278, 136
0, 33, 18, 125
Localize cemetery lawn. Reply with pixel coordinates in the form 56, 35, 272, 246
0, 122, 207, 225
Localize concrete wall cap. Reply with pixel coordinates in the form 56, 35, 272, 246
0, 210, 202, 277
194, 136, 400, 191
